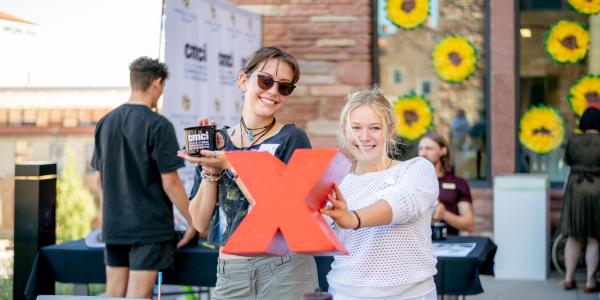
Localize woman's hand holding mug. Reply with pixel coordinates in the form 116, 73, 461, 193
178, 118, 229, 170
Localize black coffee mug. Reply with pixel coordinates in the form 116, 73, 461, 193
431, 222, 447, 241
183, 125, 226, 157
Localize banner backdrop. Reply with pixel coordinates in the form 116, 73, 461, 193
162, 0, 261, 191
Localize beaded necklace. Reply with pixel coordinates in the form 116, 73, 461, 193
239, 117, 276, 148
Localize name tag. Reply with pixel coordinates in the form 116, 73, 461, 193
442, 182, 456, 190
257, 143, 279, 156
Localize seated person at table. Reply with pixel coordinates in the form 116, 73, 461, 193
322, 88, 439, 300
418, 132, 475, 235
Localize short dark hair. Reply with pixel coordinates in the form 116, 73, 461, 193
242, 46, 300, 84
579, 107, 600, 132
129, 57, 169, 91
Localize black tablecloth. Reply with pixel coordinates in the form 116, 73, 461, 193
433, 236, 497, 295
25, 236, 495, 299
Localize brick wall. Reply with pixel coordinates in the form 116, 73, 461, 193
228, 1, 569, 239
471, 188, 493, 235
231, 0, 373, 147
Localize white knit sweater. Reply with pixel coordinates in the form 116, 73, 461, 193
327, 157, 439, 298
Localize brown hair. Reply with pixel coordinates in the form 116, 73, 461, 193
241, 46, 300, 84
338, 87, 401, 159
129, 57, 169, 91
421, 132, 452, 172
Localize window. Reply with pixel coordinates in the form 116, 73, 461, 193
518, 0, 598, 184
376, 0, 489, 181
417, 78, 434, 96
22, 109, 36, 126
15, 140, 32, 163
393, 69, 403, 84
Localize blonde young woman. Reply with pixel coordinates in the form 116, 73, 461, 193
321, 88, 439, 300
177, 47, 318, 300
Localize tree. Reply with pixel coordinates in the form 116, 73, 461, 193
56, 147, 97, 243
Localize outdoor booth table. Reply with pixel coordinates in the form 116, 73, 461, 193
25, 236, 496, 299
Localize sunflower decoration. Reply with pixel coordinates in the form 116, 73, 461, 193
432, 35, 478, 83
386, 0, 429, 30
519, 105, 565, 154
545, 20, 590, 64
568, 75, 600, 116
393, 93, 433, 140
567, 0, 600, 15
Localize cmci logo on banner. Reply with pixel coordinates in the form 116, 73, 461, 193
218, 52, 233, 67
185, 43, 207, 62
163, 0, 262, 189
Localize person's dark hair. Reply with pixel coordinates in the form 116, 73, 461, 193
129, 57, 169, 91
579, 107, 600, 132
421, 132, 452, 172
242, 46, 300, 84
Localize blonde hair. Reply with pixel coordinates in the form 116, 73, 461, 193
338, 87, 401, 158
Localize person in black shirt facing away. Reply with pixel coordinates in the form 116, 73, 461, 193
91, 57, 196, 299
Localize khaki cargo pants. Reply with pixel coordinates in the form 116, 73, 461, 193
212, 254, 319, 300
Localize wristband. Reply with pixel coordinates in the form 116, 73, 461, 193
352, 210, 361, 230
230, 168, 239, 181
201, 169, 221, 182
224, 168, 239, 181
203, 170, 222, 177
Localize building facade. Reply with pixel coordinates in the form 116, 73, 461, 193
0, 11, 127, 235
0, 87, 124, 235
2, 0, 599, 238
229, 0, 599, 235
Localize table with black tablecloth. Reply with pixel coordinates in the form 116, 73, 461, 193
433, 236, 497, 295
25, 236, 495, 299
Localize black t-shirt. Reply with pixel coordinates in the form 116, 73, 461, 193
189, 124, 312, 245
92, 104, 184, 244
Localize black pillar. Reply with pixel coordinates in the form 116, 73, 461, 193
13, 162, 57, 300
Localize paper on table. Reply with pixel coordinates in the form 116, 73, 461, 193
432, 242, 476, 257
84, 229, 105, 248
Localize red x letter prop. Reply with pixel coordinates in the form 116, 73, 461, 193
221, 148, 351, 256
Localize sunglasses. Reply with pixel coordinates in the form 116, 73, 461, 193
248, 73, 296, 96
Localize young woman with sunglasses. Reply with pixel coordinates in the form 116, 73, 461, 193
321, 88, 439, 300
177, 46, 317, 300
